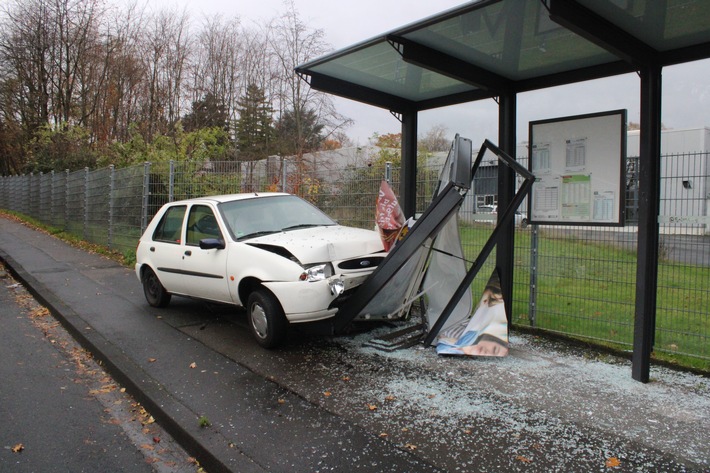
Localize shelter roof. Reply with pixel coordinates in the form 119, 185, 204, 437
296, 0, 710, 112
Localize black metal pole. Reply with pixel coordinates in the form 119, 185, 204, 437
632, 65, 662, 383
497, 92, 517, 323
400, 111, 418, 219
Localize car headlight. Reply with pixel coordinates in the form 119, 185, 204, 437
300, 263, 334, 282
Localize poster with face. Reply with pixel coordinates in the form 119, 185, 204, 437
375, 180, 405, 251
435, 269, 509, 357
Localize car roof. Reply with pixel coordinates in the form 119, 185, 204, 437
168, 192, 290, 205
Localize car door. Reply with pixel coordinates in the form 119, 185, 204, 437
148, 204, 189, 293
180, 204, 232, 303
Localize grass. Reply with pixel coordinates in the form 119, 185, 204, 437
3, 209, 708, 372
459, 222, 710, 372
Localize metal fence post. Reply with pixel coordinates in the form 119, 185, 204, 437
141, 162, 151, 234
83, 167, 89, 240
169, 160, 175, 202
64, 170, 69, 232
281, 158, 286, 193
385, 161, 392, 183
528, 224, 539, 327
49, 171, 55, 226
108, 164, 115, 249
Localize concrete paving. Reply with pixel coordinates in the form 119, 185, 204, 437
0, 215, 709, 472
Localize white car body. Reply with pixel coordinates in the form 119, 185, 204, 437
135, 193, 386, 347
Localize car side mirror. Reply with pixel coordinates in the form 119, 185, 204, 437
199, 238, 225, 250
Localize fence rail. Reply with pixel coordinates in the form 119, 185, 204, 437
1, 152, 708, 368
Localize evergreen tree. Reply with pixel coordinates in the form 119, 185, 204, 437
182, 93, 230, 132
275, 107, 324, 156
235, 84, 274, 161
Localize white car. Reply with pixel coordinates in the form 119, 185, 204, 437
135, 193, 386, 348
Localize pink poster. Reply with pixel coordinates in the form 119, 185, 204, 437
375, 180, 405, 251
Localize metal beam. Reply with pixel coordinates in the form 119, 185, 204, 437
389, 35, 513, 94
547, 0, 658, 68
632, 65, 662, 383
300, 71, 416, 113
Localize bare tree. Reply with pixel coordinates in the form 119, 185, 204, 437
267, 1, 350, 157
190, 15, 243, 124
419, 124, 451, 153
139, 7, 190, 139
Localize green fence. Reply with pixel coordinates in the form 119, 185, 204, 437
1, 152, 708, 368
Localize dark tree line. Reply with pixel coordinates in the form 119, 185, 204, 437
0, 0, 351, 175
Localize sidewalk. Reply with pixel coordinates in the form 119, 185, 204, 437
1, 215, 709, 472
0, 216, 441, 473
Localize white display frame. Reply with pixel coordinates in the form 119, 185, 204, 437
527, 109, 627, 226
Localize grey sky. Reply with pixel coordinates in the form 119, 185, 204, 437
150, 0, 710, 146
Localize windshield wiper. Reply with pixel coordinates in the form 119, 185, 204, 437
281, 223, 328, 231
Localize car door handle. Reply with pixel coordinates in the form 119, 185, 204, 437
184, 250, 192, 256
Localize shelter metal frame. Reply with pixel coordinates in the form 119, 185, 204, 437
296, 0, 710, 382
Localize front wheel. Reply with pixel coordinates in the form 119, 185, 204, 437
247, 289, 287, 348
142, 267, 171, 308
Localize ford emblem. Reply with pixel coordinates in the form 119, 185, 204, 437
360, 260, 371, 267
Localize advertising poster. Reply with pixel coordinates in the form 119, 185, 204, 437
436, 270, 509, 357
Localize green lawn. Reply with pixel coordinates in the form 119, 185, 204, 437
458, 223, 710, 371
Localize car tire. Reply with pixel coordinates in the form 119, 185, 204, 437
247, 289, 287, 349
142, 267, 171, 308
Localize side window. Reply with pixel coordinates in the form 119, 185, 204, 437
186, 205, 223, 246
152, 205, 186, 243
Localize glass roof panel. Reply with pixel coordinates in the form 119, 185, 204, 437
401, 0, 618, 81
297, 0, 710, 108
307, 41, 478, 101
577, 0, 710, 51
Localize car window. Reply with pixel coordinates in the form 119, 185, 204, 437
186, 205, 223, 246
153, 205, 186, 243
218, 195, 336, 240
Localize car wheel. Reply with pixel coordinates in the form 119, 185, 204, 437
247, 289, 287, 349
142, 267, 171, 308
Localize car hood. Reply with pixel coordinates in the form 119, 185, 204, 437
248, 225, 384, 264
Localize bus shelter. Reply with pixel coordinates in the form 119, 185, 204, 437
295, 0, 710, 382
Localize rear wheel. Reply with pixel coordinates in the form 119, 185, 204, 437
142, 267, 171, 308
247, 289, 287, 348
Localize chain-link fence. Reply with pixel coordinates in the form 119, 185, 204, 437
1, 152, 708, 367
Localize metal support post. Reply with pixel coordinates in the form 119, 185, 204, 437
497, 92, 517, 323
632, 65, 663, 383
528, 224, 539, 326
400, 111, 418, 219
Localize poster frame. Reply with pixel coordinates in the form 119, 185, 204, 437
527, 109, 627, 226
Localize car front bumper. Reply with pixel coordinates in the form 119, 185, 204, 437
263, 273, 371, 323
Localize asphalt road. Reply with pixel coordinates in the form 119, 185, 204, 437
0, 266, 197, 473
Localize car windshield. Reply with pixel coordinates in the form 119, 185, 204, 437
218, 195, 336, 241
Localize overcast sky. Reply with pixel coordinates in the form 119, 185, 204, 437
146, 0, 710, 147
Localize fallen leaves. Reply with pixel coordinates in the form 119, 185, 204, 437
516, 455, 532, 464
606, 457, 621, 468
189, 362, 197, 369
11, 443, 24, 453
